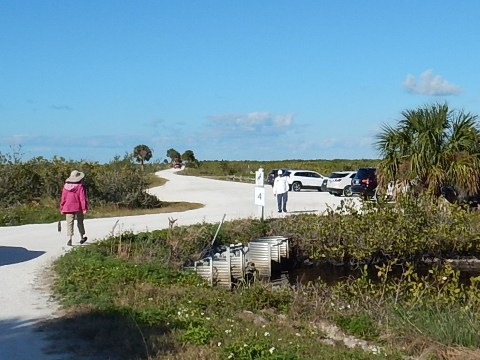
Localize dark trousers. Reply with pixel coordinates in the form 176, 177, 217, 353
276, 192, 288, 212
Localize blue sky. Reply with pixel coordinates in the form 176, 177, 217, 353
1, 1, 479, 163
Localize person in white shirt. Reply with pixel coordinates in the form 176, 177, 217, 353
272, 169, 291, 213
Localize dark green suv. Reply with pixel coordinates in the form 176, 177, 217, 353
351, 167, 377, 197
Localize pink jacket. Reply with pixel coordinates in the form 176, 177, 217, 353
60, 182, 88, 214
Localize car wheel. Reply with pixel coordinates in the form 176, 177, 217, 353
343, 185, 352, 197
292, 182, 302, 192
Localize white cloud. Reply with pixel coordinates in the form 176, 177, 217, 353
207, 112, 295, 137
273, 113, 294, 127
402, 69, 462, 96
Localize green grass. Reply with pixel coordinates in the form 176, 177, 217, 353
391, 303, 480, 348
335, 312, 379, 341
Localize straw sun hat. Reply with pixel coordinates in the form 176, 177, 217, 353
66, 170, 85, 183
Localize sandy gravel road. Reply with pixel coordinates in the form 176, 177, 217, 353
0, 168, 357, 359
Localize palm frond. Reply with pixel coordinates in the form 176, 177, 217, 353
376, 102, 480, 197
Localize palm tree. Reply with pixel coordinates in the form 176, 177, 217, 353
375, 103, 480, 196
133, 144, 153, 171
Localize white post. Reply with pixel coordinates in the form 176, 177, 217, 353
254, 167, 265, 220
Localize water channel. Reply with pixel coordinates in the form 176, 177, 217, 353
284, 258, 480, 287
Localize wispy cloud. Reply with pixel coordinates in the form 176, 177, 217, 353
206, 112, 295, 138
402, 69, 462, 96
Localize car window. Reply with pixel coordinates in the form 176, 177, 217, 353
356, 168, 375, 178
356, 169, 367, 177
329, 172, 347, 179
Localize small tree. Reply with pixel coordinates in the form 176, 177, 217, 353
133, 144, 153, 171
182, 150, 199, 168
181, 150, 196, 162
166, 148, 181, 163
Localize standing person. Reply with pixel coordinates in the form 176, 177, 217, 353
272, 169, 290, 213
60, 170, 88, 246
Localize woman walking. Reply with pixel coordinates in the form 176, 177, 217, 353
60, 170, 88, 246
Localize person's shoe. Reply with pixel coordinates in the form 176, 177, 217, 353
277, 210, 282, 213
283, 210, 287, 213
80, 236, 88, 244
66, 239, 72, 246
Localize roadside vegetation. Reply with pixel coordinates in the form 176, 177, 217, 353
3, 102, 480, 359
47, 195, 480, 359
0, 151, 202, 226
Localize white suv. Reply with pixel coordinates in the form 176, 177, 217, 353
326, 171, 356, 196
288, 170, 326, 192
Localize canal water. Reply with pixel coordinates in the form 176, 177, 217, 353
286, 259, 480, 286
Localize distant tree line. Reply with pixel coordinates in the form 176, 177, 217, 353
132, 145, 199, 168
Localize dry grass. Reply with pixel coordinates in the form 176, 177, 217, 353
147, 175, 168, 188
88, 202, 204, 219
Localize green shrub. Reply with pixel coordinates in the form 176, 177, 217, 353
239, 283, 293, 313
335, 312, 379, 340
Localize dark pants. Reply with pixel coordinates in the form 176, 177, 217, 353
276, 192, 288, 212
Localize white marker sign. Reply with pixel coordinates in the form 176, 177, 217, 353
254, 186, 265, 206
255, 168, 264, 186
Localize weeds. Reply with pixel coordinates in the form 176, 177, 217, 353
391, 303, 480, 348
